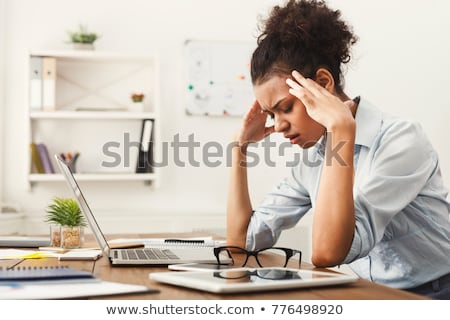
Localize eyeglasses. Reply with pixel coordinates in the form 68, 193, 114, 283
214, 268, 302, 281
213, 246, 302, 268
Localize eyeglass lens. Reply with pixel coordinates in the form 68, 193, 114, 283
215, 269, 302, 280
217, 247, 292, 267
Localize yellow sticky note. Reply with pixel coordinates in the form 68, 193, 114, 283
5, 252, 52, 259
21, 252, 52, 259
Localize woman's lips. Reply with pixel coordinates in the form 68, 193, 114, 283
285, 134, 301, 144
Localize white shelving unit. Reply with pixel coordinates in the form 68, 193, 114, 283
29, 111, 158, 120
29, 173, 157, 182
27, 50, 160, 186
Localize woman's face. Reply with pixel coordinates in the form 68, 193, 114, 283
253, 75, 325, 148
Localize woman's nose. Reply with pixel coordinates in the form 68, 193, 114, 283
274, 115, 288, 132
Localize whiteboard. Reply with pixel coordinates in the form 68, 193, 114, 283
184, 40, 255, 116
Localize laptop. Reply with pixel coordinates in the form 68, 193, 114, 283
54, 154, 227, 266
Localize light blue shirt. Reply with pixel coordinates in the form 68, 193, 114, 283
246, 98, 450, 289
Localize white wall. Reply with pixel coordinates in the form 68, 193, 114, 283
0, 0, 5, 207
2, 1, 450, 257
2, 0, 283, 235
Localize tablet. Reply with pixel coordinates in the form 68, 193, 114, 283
149, 267, 358, 294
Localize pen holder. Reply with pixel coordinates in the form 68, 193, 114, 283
60, 152, 79, 173
66, 160, 77, 173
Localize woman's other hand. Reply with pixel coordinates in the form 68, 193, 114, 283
234, 100, 275, 146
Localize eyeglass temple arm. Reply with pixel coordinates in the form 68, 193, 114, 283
283, 248, 302, 267
214, 247, 235, 265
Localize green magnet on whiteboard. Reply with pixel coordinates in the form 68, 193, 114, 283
188, 84, 194, 90
209, 81, 214, 85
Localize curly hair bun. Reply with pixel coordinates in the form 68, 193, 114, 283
251, 0, 358, 92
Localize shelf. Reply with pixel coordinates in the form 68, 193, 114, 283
30, 49, 156, 62
30, 111, 157, 120
27, 50, 160, 188
29, 173, 157, 182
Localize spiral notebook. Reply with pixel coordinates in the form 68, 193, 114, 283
0, 266, 158, 299
55, 155, 230, 266
0, 266, 94, 281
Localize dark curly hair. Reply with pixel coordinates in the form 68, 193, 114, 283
251, 0, 358, 94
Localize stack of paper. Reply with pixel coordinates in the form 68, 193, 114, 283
0, 248, 102, 261
0, 264, 158, 299
0, 279, 157, 299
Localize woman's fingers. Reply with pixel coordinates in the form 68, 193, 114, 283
286, 71, 319, 110
239, 99, 274, 143
289, 70, 332, 98
243, 100, 261, 123
286, 78, 315, 108
291, 70, 322, 96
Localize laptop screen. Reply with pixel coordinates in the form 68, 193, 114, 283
54, 154, 111, 256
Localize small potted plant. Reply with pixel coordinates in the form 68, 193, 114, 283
131, 92, 145, 103
129, 92, 145, 112
68, 24, 99, 50
45, 197, 87, 248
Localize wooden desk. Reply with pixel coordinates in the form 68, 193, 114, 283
0, 233, 426, 300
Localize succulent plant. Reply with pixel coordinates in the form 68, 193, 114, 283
44, 197, 87, 227
68, 25, 99, 44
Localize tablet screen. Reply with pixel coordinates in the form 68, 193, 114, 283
213, 268, 302, 283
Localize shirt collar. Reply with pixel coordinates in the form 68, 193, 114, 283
354, 97, 383, 148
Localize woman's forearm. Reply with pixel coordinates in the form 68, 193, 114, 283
226, 144, 253, 247
312, 123, 356, 267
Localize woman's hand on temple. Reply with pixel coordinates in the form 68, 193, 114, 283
286, 70, 355, 131
234, 100, 275, 146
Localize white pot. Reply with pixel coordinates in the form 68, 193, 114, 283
73, 43, 95, 50
128, 102, 144, 112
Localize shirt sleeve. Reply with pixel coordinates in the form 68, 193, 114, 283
343, 120, 440, 263
246, 166, 312, 250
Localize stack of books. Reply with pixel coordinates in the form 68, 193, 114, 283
30, 142, 54, 174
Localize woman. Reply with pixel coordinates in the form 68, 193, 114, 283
227, 0, 450, 299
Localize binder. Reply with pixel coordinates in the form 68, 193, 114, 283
36, 143, 55, 173
29, 56, 42, 110
30, 143, 45, 173
42, 57, 56, 111
136, 119, 154, 173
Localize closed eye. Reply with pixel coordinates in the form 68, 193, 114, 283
283, 105, 293, 113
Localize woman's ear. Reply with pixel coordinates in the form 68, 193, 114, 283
315, 68, 336, 93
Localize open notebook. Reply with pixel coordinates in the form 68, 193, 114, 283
55, 155, 229, 266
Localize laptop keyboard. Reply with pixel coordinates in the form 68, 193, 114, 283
118, 248, 180, 260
